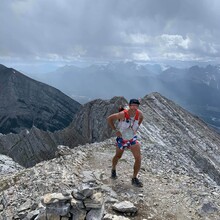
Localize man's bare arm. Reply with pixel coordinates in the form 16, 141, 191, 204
138, 110, 144, 126
107, 111, 124, 130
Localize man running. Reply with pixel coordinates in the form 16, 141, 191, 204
107, 99, 144, 187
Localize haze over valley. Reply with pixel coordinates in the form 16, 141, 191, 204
17, 61, 220, 132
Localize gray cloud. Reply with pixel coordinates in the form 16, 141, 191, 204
0, 0, 220, 64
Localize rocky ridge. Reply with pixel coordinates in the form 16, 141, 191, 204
139, 92, 220, 186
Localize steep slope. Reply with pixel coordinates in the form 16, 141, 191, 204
0, 126, 85, 167
0, 64, 81, 134
139, 92, 220, 185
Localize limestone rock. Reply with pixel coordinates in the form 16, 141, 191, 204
70, 96, 128, 142
46, 203, 70, 216
42, 192, 72, 204
200, 201, 218, 214
0, 126, 86, 167
78, 184, 94, 198
0, 96, 126, 168
86, 203, 105, 220
0, 154, 23, 175
72, 189, 86, 200
112, 201, 137, 213
56, 145, 74, 157
71, 198, 85, 209
84, 192, 104, 209
1, 92, 220, 220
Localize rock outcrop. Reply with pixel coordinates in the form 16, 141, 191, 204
0, 126, 85, 167
0, 96, 126, 167
0, 64, 81, 134
69, 96, 128, 142
0, 154, 23, 176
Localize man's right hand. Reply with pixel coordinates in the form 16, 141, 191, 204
115, 130, 122, 137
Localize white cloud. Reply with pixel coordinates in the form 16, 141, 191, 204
159, 34, 191, 50
121, 32, 151, 45
0, 0, 220, 65
133, 52, 150, 61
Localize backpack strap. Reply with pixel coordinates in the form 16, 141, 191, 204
123, 109, 139, 120
135, 110, 139, 120
123, 109, 130, 120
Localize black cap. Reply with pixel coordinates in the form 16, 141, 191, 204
129, 99, 140, 105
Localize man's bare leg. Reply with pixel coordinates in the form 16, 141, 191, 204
130, 143, 143, 187
112, 147, 124, 170
130, 143, 141, 178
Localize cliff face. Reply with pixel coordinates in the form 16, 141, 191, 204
69, 96, 128, 142
0, 64, 81, 134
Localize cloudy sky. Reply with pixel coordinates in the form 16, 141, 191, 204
1, 0, 220, 72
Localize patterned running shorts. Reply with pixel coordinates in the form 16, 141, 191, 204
116, 135, 138, 150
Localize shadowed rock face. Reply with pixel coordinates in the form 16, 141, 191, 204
0, 126, 86, 167
69, 96, 128, 143
0, 64, 82, 134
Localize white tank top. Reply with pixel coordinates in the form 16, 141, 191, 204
118, 117, 139, 140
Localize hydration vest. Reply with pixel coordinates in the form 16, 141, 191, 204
123, 109, 139, 121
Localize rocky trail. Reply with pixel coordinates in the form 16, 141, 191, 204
83, 139, 220, 220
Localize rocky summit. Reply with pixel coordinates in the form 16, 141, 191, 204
1, 92, 220, 219
0, 64, 81, 134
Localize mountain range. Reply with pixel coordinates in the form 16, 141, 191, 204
25, 62, 220, 131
